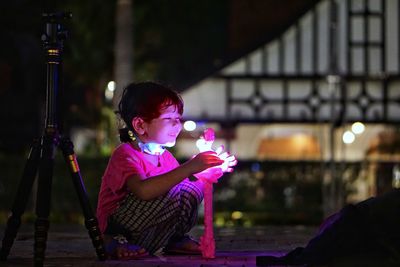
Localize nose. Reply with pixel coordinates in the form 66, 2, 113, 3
172, 118, 182, 125
174, 119, 182, 130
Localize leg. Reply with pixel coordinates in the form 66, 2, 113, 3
59, 137, 106, 261
164, 181, 203, 254
110, 192, 178, 255
0, 139, 41, 261
34, 133, 57, 266
172, 180, 203, 236
111, 180, 203, 254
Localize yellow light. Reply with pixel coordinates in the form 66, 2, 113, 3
215, 216, 225, 227
48, 49, 59, 55
231, 211, 243, 220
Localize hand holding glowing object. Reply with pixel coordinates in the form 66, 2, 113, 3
195, 128, 237, 183
214, 147, 237, 174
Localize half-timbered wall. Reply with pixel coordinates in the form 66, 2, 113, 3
183, 0, 400, 124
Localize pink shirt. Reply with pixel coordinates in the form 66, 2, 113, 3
96, 143, 179, 233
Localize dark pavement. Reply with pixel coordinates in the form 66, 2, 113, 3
0, 224, 316, 267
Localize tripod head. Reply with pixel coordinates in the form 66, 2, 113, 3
41, 12, 71, 130
41, 12, 71, 51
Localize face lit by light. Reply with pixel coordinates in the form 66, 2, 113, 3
351, 122, 365, 135
141, 105, 182, 145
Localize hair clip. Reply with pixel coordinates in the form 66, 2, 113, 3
128, 130, 136, 141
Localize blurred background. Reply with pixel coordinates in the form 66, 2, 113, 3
1, 0, 400, 227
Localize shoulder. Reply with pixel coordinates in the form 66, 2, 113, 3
112, 143, 136, 156
105, 143, 146, 175
110, 143, 142, 163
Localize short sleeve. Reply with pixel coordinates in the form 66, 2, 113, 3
103, 144, 145, 194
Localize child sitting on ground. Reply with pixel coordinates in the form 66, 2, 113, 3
96, 81, 236, 259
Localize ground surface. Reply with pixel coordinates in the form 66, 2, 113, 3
0, 224, 316, 267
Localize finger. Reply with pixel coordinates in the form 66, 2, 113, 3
215, 159, 225, 165
214, 145, 224, 155
228, 159, 238, 166
226, 156, 236, 163
218, 152, 229, 160
225, 167, 233, 172
209, 161, 224, 167
202, 150, 217, 155
207, 154, 224, 160
225, 155, 235, 161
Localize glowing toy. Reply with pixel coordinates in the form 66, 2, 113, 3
195, 128, 236, 258
196, 128, 217, 259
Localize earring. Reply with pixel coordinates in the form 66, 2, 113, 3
128, 130, 136, 141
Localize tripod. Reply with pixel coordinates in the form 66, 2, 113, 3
0, 12, 106, 266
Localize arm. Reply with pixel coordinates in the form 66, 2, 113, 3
126, 151, 223, 201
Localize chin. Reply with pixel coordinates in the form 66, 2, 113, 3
164, 141, 176, 147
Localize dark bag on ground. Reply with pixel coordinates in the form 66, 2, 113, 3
256, 189, 400, 266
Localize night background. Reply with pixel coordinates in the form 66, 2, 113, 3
2, 1, 400, 265
2, 0, 381, 227
0, 0, 320, 221
0, 0, 317, 152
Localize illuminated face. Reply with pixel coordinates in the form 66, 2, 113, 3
140, 105, 182, 146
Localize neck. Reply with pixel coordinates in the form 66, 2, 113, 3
139, 142, 165, 155
130, 139, 166, 156
129, 140, 162, 167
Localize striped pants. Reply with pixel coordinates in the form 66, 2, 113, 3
107, 180, 203, 254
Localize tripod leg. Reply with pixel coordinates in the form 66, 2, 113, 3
59, 138, 106, 261
34, 133, 57, 266
0, 139, 41, 261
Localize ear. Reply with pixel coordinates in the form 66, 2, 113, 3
131, 117, 146, 135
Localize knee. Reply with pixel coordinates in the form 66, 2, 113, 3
180, 182, 203, 207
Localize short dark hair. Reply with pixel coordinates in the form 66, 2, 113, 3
117, 81, 183, 142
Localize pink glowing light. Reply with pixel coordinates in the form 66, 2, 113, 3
194, 128, 237, 258
200, 180, 215, 258
197, 128, 216, 258
203, 128, 215, 142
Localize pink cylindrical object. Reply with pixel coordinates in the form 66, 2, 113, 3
200, 180, 215, 258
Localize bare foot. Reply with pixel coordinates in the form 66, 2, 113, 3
164, 236, 201, 255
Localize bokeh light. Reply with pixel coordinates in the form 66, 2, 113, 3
342, 130, 355, 144
105, 80, 115, 101
183, 120, 197, 131
351, 122, 365, 135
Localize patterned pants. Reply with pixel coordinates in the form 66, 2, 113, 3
107, 180, 203, 254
